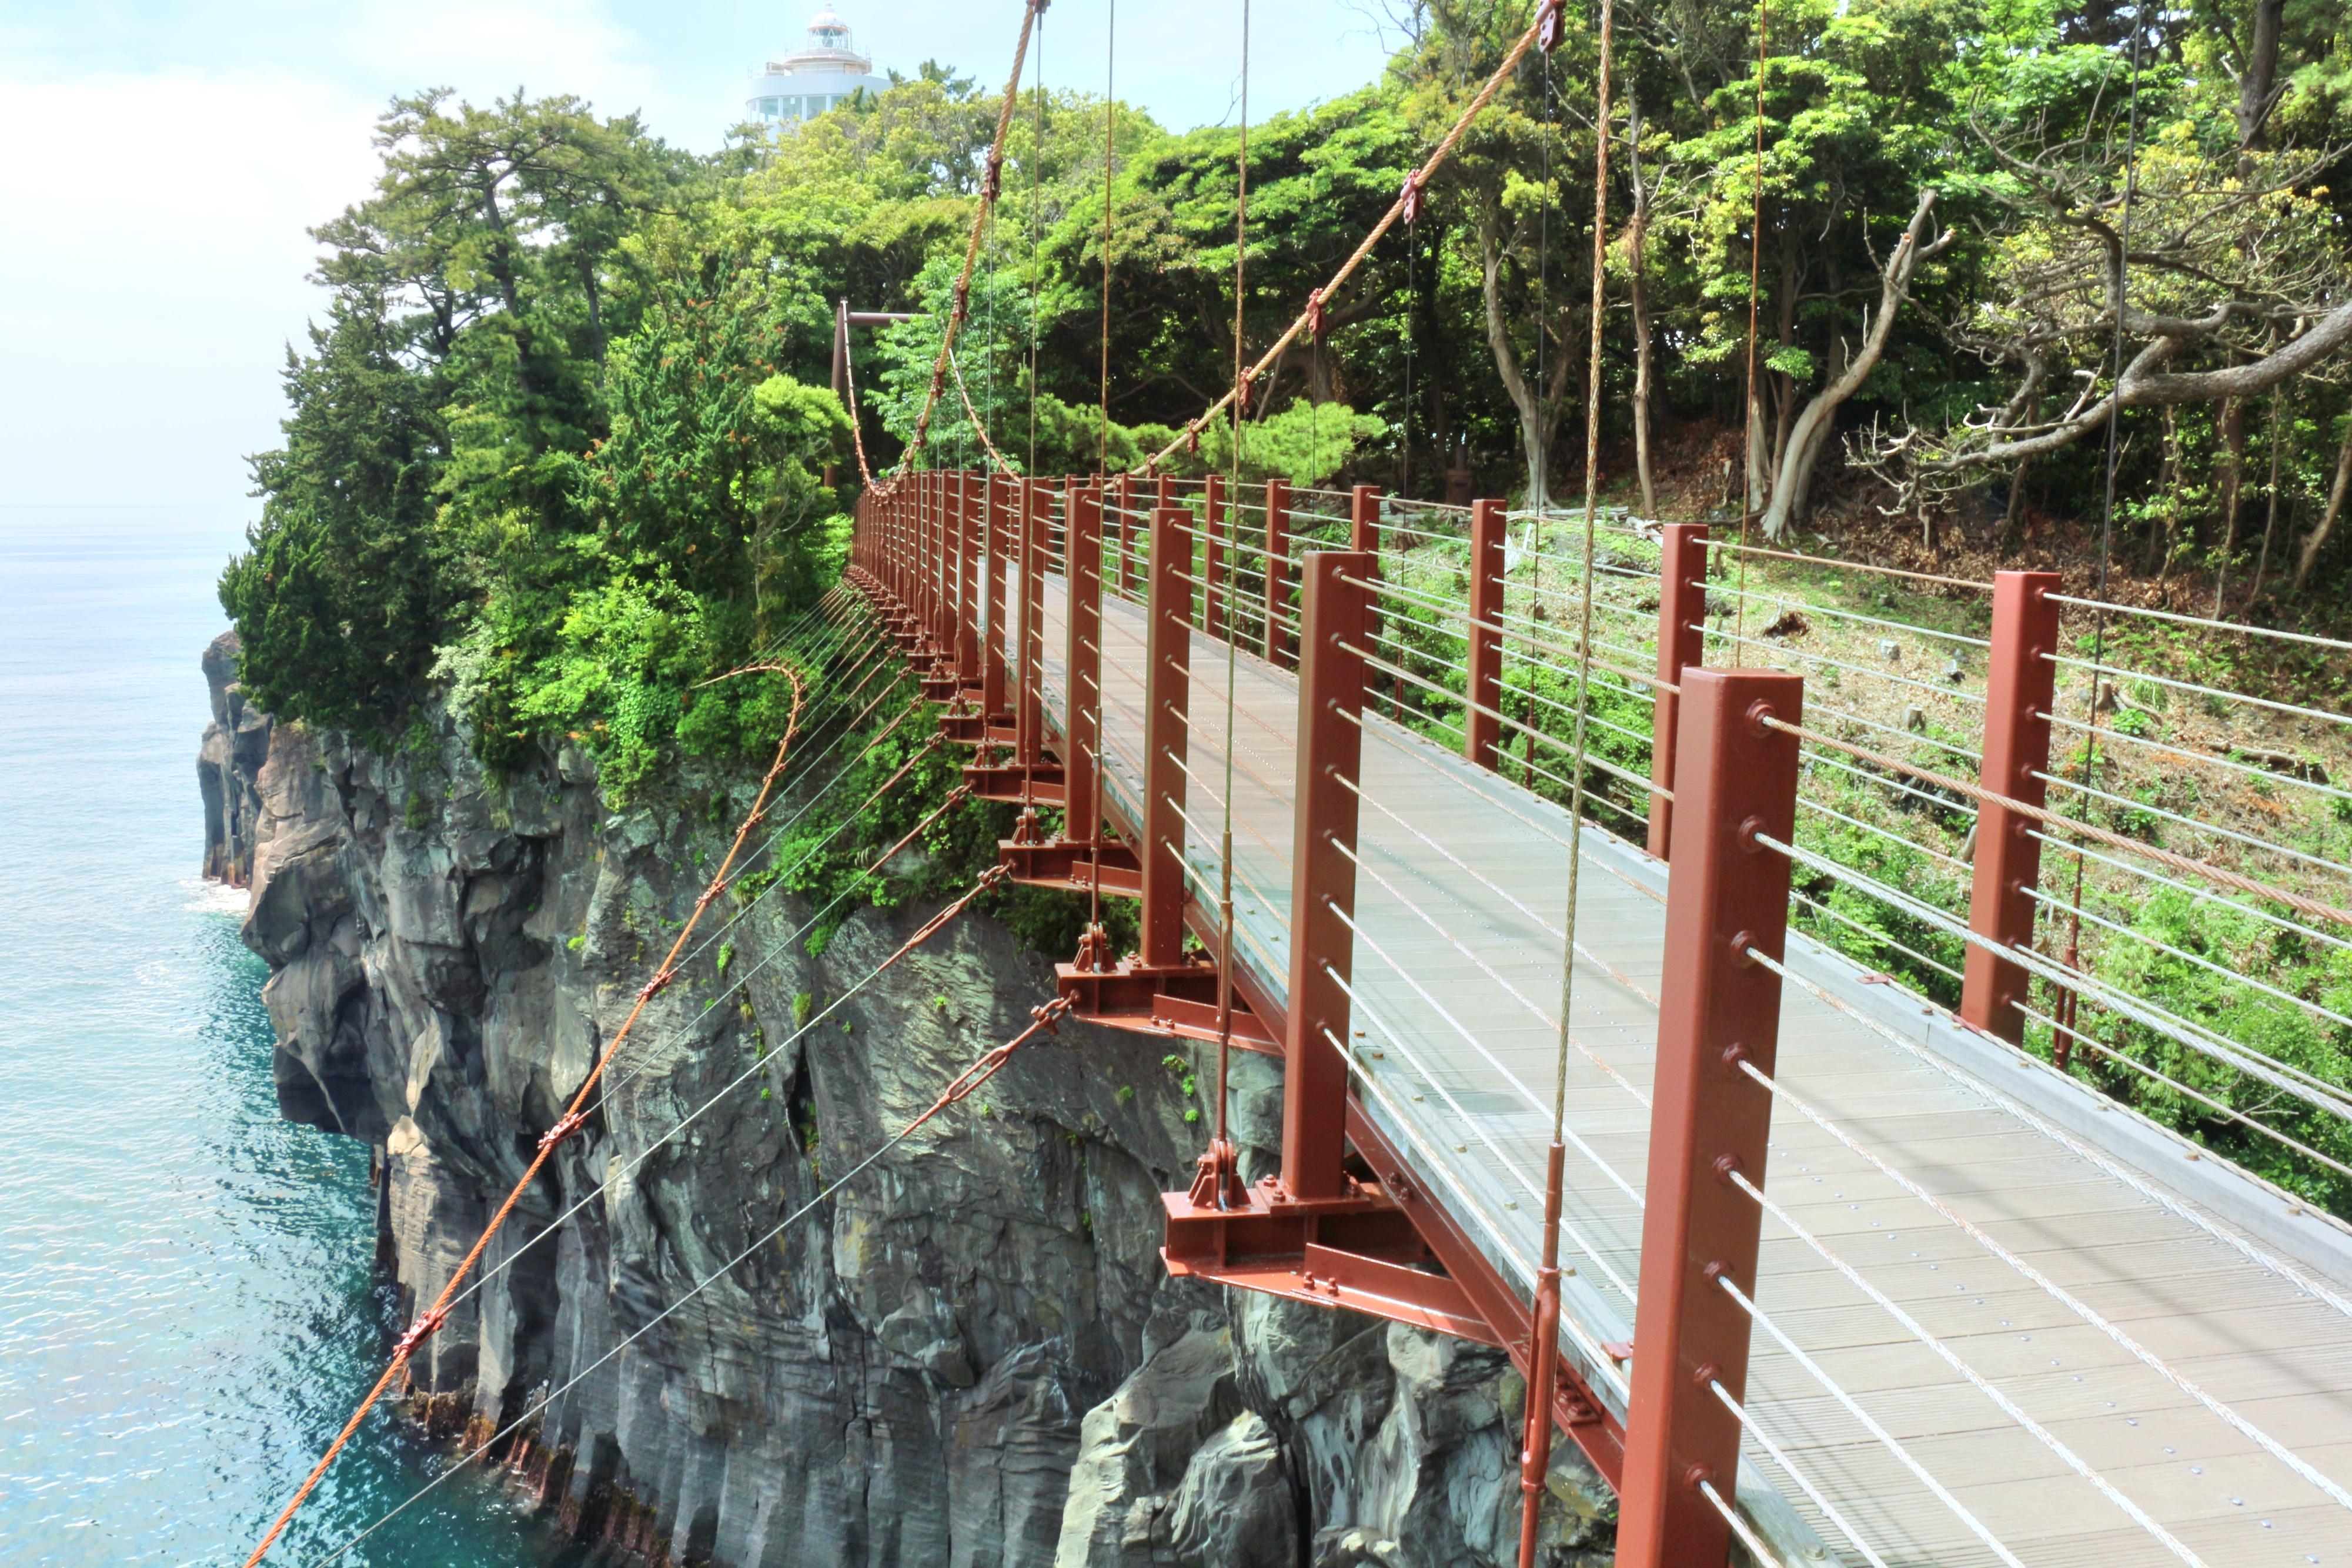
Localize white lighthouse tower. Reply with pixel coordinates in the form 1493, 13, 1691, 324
747, 8, 888, 126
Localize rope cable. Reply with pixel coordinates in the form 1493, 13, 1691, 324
1734, 0, 1770, 647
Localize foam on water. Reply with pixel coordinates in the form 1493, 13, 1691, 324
0, 511, 550, 1566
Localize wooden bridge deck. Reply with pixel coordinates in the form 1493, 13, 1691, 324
1019, 567, 2352, 1567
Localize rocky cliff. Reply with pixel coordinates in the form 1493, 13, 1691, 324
201, 630, 1613, 1568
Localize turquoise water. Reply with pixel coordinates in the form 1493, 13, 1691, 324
0, 512, 551, 1566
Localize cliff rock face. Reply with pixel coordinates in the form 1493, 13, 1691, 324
200, 631, 271, 885
203, 644, 1613, 1567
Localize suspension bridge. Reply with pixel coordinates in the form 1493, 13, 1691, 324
231, 2, 2352, 1564
846, 470, 2352, 1568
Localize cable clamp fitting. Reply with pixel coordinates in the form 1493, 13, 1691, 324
395, 1306, 448, 1361
1398, 173, 1423, 226
1536, 0, 1566, 52
639, 967, 680, 1002
537, 1108, 589, 1155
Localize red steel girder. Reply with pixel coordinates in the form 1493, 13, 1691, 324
1616, 666, 1802, 1568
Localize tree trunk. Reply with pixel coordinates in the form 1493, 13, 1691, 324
2243, 386, 2288, 608
2292, 408, 2352, 593
2214, 393, 2247, 557
1627, 89, 1657, 517
2238, 0, 2287, 153
1479, 205, 1569, 509
1759, 190, 1946, 539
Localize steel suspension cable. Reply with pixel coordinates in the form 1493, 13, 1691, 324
1099, 0, 1115, 476
1209, 0, 1251, 1200
1140, 1, 1553, 472
1735, 0, 1768, 645
2060, 23, 2146, 1055
1027, 6, 1046, 477
1521, 6, 1614, 1553
889, 0, 1042, 489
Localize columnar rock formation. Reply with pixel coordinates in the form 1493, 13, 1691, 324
202, 640, 1614, 1567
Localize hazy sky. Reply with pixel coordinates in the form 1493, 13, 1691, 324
0, 1, 1399, 523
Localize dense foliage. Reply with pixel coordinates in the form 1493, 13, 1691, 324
224, 1, 2352, 763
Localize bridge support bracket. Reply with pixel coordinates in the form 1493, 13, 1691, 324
998, 835, 1142, 896
1161, 1179, 1500, 1346
1055, 957, 1279, 1052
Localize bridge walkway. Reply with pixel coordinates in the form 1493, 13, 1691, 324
1023, 562, 2352, 1568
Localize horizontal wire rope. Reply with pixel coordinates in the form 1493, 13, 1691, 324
1319, 995, 1639, 1305
2047, 650, 2352, 730
2032, 766, 2352, 877
1322, 898, 1649, 1210
1745, 931, 2352, 1323
2027, 829, 2351, 952
2045, 593, 2352, 654
1703, 1378, 1893, 1568
1758, 717, 2352, 930
2040, 707, 2352, 805
1701, 537, 1990, 593
1759, 828, 2352, 1131
1739, 1052, 2349, 1530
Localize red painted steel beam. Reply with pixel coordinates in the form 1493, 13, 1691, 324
983, 474, 1010, 721
1466, 498, 1506, 770
1349, 484, 1381, 553
956, 472, 981, 687
1018, 480, 1046, 771
1962, 569, 2062, 1042
1065, 483, 1102, 845
933, 472, 953, 657
1281, 550, 1374, 1202
1648, 523, 1709, 860
1263, 478, 1291, 666
1141, 506, 1193, 969
1204, 472, 1227, 641
1113, 474, 1135, 597
1618, 666, 1802, 1568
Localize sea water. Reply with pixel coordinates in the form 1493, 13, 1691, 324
0, 510, 552, 1566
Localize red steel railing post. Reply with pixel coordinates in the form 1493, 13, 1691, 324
954, 472, 978, 686
1114, 474, 1135, 597
1466, 497, 1506, 769
1618, 665, 1803, 1568
983, 474, 1010, 720
1065, 484, 1102, 845
1279, 549, 1375, 1202
1350, 485, 1387, 710
926, 471, 942, 643
911, 480, 923, 617
1349, 484, 1381, 553
1649, 523, 1710, 860
1204, 471, 1227, 641
1141, 506, 1193, 968
927, 472, 946, 658
1962, 569, 2062, 1042
1264, 477, 1291, 665
1017, 480, 1044, 770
